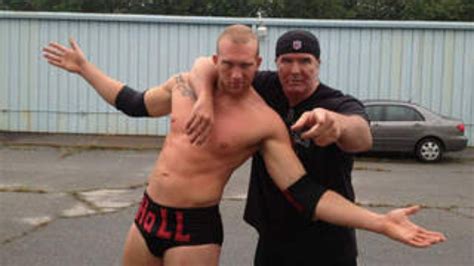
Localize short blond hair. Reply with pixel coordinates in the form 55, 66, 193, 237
216, 24, 259, 55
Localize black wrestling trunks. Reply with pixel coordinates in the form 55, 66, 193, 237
134, 192, 224, 257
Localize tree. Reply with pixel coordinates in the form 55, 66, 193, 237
271, 0, 348, 19
459, 0, 474, 21
349, 0, 406, 20
1, 0, 472, 21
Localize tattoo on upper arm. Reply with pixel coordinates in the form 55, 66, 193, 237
175, 74, 197, 101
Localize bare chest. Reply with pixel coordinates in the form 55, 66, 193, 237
172, 105, 262, 158
210, 113, 260, 154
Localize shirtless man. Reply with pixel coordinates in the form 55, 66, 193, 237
43, 25, 445, 266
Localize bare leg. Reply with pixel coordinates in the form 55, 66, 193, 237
163, 244, 221, 266
122, 223, 163, 266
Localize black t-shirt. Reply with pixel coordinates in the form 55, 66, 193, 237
245, 71, 368, 260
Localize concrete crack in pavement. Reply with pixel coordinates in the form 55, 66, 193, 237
2, 217, 53, 245
67, 188, 144, 215
1, 184, 147, 246
353, 166, 391, 172
0, 186, 48, 193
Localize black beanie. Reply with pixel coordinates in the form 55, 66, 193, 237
275, 30, 320, 60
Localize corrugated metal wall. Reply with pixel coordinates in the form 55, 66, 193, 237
1, 12, 473, 145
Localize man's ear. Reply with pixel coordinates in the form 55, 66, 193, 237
274, 56, 280, 66
212, 54, 218, 65
256, 56, 262, 68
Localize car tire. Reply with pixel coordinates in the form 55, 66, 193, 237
416, 138, 443, 162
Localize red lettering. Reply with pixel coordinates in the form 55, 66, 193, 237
174, 211, 191, 242
135, 197, 149, 225
156, 208, 172, 239
143, 211, 156, 233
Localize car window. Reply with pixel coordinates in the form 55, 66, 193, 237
384, 105, 423, 121
365, 105, 385, 121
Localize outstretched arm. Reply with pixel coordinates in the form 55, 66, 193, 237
261, 117, 445, 248
292, 108, 372, 152
43, 38, 123, 106
314, 190, 445, 248
42, 38, 173, 117
43, 38, 172, 117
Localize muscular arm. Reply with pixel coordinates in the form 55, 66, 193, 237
260, 118, 307, 189
261, 117, 445, 247
189, 57, 217, 97
183, 57, 217, 144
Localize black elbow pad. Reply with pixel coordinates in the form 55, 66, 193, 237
115, 85, 149, 117
283, 174, 327, 221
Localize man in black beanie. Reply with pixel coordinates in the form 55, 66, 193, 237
185, 29, 447, 266
243, 29, 370, 266
190, 29, 373, 266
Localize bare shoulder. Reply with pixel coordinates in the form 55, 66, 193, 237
249, 87, 284, 121
248, 88, 288, 138
147, 73, 196, 102
169, 73, 197, 101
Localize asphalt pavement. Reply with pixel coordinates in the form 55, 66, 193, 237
1, 132, 473, 266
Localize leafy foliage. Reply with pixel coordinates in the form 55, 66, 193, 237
1, 0, 472, 21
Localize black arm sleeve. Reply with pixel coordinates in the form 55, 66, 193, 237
115, 85, 150, 117
283, 174, 328, 221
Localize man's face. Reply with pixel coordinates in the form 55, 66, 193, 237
276, 53, 320, 99
213, 38, 261, 95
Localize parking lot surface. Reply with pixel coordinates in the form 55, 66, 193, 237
1, 133, 473, 265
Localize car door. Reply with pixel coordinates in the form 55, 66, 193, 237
365, 105, 386, 151
376, 105, 425, 152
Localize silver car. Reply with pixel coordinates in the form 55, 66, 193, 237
363, 100, 468, 162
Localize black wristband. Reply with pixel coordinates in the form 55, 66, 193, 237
115, 85, 149, 117
283, 174, 327, 221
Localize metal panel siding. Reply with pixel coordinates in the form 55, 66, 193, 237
463, 32, 474, 146
0, 20, 8, 129
1, 15, 222, 136
1, 12, 473, 145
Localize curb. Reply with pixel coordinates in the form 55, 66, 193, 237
0, 132, 164, 150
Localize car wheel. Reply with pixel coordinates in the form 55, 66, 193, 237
416, 138, 443, 162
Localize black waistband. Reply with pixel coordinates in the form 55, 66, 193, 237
143, 191, 220, 215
